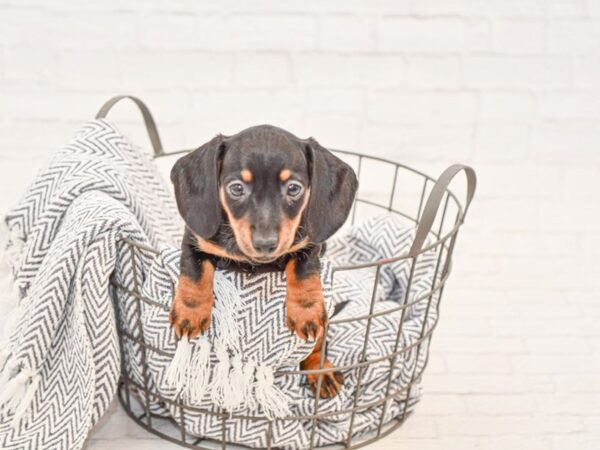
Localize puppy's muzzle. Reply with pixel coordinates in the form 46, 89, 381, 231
252, 230, 278, 255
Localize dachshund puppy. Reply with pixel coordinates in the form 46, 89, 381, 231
169, 125, 358, 398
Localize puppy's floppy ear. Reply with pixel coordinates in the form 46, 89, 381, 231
304, 138, 358, 243
171, 134, 226, 239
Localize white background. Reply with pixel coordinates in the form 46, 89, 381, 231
1, 1, 599, 449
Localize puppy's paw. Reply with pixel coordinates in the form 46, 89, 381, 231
169, 276, 213, 338
304, 360, 344, 399
285, 289, 327, 341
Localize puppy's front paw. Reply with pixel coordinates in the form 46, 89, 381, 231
169, 275, 214, 338
285, 288, 327, 341
303, 359, 344, 398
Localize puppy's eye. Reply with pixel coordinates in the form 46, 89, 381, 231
228, 183, 245, 197
286, 182, 303, 198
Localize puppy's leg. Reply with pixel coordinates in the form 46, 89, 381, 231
300, 333, 344, 398
170, 229, 214, 338
285, 247, 344, 398
285, 247, 326, 341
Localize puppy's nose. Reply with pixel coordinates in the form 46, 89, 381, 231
252, 232, 278, 254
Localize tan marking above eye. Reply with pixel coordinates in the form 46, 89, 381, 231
280, 169, 291, 182
241, 169, 253, 183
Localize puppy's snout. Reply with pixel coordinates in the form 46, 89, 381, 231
252, 231, 278, 254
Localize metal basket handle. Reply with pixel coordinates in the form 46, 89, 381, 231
96, 95, 165, 157
409, 164, 476, 257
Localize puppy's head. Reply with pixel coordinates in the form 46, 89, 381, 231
171, 125, 358, 263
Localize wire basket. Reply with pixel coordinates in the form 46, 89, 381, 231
101, 96, 476, 450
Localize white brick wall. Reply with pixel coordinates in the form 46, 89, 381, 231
1, 1, 599, 449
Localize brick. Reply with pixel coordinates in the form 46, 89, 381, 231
548, 19, 600, 53
479, 437, 553, 450
3, 44, 58, 83
470, 0, 547, 17
445, 354, 513, 375
550, 436, 600, 450
479, 91, 537, 122
359, 123, 473, 162
550, 0, 588, 17
565, 167, 600, 198
540, 91, 600, 119
494, 20, 546, 54
318, 15, 375, 51
368, 91, 477, 125
373, 437, 480, 450
535, 393, 600, 414
418, 394, 467, 416
305, 115, 363, 150
140, 13, 317, 51
464, 56, 571, 89
431, 336, 528, 355
553, 373, 600, 392
294, 53, 405, 88
57, 49, 120, 90
511, 354, 599, 374
574, 56, 600, 87
473, 164, 563, 199
473, 122, 530, 163
188, 90, 306, 136
378, 18, 492, 52
425, 373, 555, 395
117, 51, 233, 89
234, 53, 291, 87
306, 89, 363, 115
438, 414, 585, 436
407, 56, 460, 89
532, 120, 600, 164
53, 12, 139, 50
411, 0, 469, 15
465, 394, 538, 415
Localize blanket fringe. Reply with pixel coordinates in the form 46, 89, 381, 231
0, 355, 19, 391
11, 373, 41, 428
222, 355, 246, 412
0, 221, 25, 272
241, 359, 257, 411
254, 365, 290, 420
0, 368, 34, 414
212, 273, 242, 354
165, 338, 192, 396
210, 344, 230, 406
0, 221, 25, 357
186, 337, 211, 404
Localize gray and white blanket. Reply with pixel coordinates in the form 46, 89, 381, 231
0, 120, 439, 449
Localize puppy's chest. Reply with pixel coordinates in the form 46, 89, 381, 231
212, 256, 288, 274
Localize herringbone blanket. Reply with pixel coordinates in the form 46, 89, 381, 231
0, 120, 438, 449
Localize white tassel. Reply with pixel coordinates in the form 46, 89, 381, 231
186, 337, 211, 405
254, 365, 290, 420
0, 223, 25, 271
212, 273, 243, 354
165, 339, 192, 396
222, 355, 246, 411
10, 373, 41, 428
0, 368, 32, 412
0, 356, 19, 391
210, 344, 230, 406
241, 359, 257, 411
3, 378, 26, 416
0, 349, 11, 372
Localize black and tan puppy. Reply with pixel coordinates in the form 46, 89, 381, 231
169, 125, 358, 398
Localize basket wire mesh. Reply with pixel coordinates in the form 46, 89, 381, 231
101, 95, 476, 450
